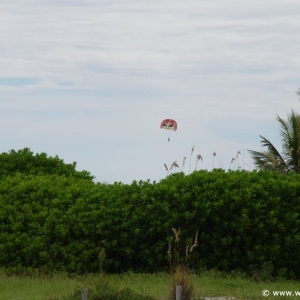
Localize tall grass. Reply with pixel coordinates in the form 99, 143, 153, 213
165, 146, 250, 175
167, 228, 198, 300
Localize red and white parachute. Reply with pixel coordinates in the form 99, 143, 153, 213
160, 119, 177, 131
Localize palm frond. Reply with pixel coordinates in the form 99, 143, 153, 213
277, 110, 300, 172
249, 109, 300, 174
259, 135, 285, 162
248, 149, 287, 173
248, 134, 288, 173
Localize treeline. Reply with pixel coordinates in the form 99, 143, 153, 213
0, 148, 94, 179
0, 148, 300, 279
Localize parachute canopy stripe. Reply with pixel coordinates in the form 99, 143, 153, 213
160, 119, 177, 131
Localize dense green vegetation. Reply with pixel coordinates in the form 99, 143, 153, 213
1, 148, 300, 279
0, 148, 94, 179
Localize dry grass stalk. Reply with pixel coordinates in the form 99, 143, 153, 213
169, 266, 195, 300
164, 163, 169, 171
212, 152, 216, 168
182, 156, 187, 171
168, 228, 197, 300
170, 161, 179, 171
189, 231, 198, 253
172, 227, 181, 242
167, 238, 172, 261
189, 145, 195, 174
234, 150, 242, 169
195, 154, 203, 171
185, 245, 189, 257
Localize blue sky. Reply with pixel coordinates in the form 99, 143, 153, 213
0, 0, 299, 184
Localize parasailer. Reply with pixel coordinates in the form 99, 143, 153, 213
161, 119, 177, 141
160, 119, 177, 131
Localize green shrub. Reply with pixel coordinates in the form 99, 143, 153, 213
1, 165, 300, 279
65, 276, 156, 300
0, 147, 93, 180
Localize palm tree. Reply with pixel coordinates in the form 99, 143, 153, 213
248, 109, 300, 174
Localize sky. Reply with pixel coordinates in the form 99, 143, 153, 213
0, 0, 299, 184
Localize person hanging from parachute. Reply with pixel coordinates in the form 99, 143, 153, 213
160, 118, 177, 141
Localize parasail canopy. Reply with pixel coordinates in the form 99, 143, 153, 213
160, 119, 177, 131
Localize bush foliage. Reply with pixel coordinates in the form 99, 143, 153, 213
0, 148, 94, 180
65, 275, 156, 300
1, 148, 300, 278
